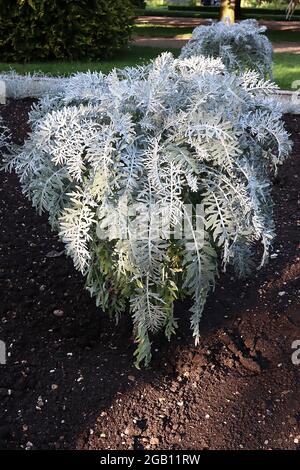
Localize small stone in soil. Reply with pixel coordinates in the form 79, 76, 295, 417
150, 437, 159, 445
53, 309, 64, 317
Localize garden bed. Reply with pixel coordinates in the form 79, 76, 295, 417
0, 99, 300, 450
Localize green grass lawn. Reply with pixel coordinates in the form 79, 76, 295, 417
0, 47, 299, 91
133, 24, 194, 38
0, 47, 174, 77
273, 53, 300, 89
267, 31, 300, 43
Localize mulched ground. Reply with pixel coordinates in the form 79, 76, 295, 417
0, 99, 300, 450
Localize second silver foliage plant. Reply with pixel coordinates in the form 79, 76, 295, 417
4, 53, 291, 366
181, 19, 273, 78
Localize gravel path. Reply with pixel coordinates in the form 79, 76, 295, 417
133, 36, 300, 54
136, 16, 300, 32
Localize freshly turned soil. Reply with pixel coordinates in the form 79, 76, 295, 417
0, 99, 300, 450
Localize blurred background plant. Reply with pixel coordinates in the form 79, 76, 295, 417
0, 0, 134, 62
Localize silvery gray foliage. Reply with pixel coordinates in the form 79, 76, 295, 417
180, 19, 273, 78
4, 53, 291, 366
0, 116, 10, 153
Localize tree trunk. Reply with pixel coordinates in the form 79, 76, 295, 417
219, 0, 241, 24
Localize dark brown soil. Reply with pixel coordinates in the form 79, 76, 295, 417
0, 99, 300, 451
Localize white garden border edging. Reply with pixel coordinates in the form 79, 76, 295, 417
0, 72, 67, 100
274, 90, 300, 114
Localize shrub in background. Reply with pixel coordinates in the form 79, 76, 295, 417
4, 54, 291, 366
0, 0, 133, 62
132, 0, 146, 8
181, 19, 273, 78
